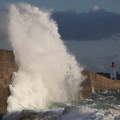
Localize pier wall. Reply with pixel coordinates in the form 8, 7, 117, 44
0, 49, 120, 114
0, 49, 17, 114
82, 70, 120, 98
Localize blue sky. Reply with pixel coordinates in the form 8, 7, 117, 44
0, 0, 120, 73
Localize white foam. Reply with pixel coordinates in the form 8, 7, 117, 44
60, 105, 120, 120
7, 3, 84, 112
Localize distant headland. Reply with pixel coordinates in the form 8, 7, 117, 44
97, 72, 120, 80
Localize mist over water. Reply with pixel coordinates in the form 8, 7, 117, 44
7, 3, 84, 113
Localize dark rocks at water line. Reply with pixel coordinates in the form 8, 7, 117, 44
62, 106, 79, 115
3, 110, 60, 120
3, 106, 79, 120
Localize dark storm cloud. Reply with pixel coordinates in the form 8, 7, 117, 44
52, 10, 120, 41
80, 54, 120, 72
0, 10, 11, 49
0, 10, 8, 40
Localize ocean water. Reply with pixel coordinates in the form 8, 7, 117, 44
3, 92, 120, 120
2, 3, 120, 120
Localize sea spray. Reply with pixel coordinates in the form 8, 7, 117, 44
7, 3, 84, 113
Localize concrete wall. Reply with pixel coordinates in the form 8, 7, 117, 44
0, 49, 120, 115
0, 49, 17, 114
81, 70, 120, 98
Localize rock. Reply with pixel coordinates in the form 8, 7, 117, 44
62, 106, 78, 115
3, 110, 59, 120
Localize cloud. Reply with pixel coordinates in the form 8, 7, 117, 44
80, 54, 120, 72
90, 5, 101, 12
0, 10, 8, 40
0, 10, 12, 50
52, 9, 120, 41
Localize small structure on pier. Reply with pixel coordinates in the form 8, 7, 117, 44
111, 61, 117, 80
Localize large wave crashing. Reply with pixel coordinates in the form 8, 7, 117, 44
7, 3, 84, 113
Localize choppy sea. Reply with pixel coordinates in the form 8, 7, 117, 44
3, 92, 120, 120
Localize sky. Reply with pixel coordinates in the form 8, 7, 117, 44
0, 0, 120, 73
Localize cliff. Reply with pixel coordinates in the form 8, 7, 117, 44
0, 49, 120, 115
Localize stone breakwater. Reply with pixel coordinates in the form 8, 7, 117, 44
81, 70, 120, 98
0, 49, 120, 115
0, 49, 17, 115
